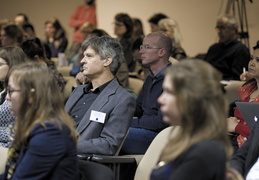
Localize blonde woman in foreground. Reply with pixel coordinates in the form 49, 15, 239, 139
151, 60, 234, 180
0, 62, 79, 180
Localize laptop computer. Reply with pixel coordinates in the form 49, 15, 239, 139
235, 102, 259, 130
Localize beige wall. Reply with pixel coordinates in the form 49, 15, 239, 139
0, 0, 258, 57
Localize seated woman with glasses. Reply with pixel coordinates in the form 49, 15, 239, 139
0, 62, 79, 180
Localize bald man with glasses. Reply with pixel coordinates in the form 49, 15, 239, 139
205, 14, 250, 80
121, 32, 176, 154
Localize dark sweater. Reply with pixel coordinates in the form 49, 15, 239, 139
205, 40, 250, 80
131, 63, 171, 132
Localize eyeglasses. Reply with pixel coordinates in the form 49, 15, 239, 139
140, 45, 162, 50
6, 87, 21, 95
113, 22, 125, 27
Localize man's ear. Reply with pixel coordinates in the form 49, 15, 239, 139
28, 88, 35, 104
158, 48, 166, 58
103, 56, 113, 67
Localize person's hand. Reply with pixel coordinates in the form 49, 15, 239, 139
240, 71, 251, 81
54, 39, 62, 49
75, 72, 88, 87
227, 117, 240, 132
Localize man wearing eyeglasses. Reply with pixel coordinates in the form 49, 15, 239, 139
121, 32, 174, 155
204, 14, 250, 80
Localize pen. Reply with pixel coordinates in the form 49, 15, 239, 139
243, 67, 246, 81
243, 67, 246, 74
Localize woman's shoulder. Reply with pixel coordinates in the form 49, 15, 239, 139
30, 122, 63, 135
181, 140, 226, 160
28, 122, 72, 146
191, 139, 225, 152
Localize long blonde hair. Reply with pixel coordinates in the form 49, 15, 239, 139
160, 60, 232, 162
9, 62, 77, 149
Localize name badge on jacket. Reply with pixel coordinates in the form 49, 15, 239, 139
90, 110, 106, 124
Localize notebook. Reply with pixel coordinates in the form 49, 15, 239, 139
235, 102, 259, 130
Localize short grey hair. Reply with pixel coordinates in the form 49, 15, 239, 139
217, 14, 238, 30
81, 36, 124, 75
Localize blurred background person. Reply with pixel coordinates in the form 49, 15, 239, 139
43, 17, 68, 58
14, 13, 29, 26
69, 0, 97, 44
158, 18, 187, 60
113, 13, 135, 72
0, 24, 24, 47
88, 28, 109, 38
131, 18, 145, 40
227, 41, 259, 153
21, 22, 36, 39
129, 36, 149, 80
68, 0, 97, 67
0, 62, 79, 180
66, 22, 96, 65
152, 60, 233, 179
0, 46, 28, 149
21, 37, 66, 93
0, 19, 9, 47
148, 13, 168, 33
204, 14, 250, 80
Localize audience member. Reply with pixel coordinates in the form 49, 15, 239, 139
0, 24, 24, 47
231, 121, 259, 178
158, 18, 187, 60
205, 14, 250, 80
228, 41, 259, 152
14, 13, 29, 26
70, 28, 107, 77
65, 36, 136, 155
0, 19, 9, 47
88, 29, 109, 38
43, 17, 68, 57
131, 18, 145, 40
21, 37, 66, 93
0, 46, 28, 148
129, 36, 149, 80
120, 32, 173, 154
70, 28, 129, 89
151, 59, 233, 179
66, 22, 96, 65
113, 13, 135, 72
69, 0, 97, 44
148, 13, 168, 33
21, 22, 36, 38
0, 62, 79, 180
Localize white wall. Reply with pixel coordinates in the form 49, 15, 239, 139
97, 0, 259, 57
0, 0, 258, 57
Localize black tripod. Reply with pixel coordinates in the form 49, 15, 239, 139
225, 0, 253, 50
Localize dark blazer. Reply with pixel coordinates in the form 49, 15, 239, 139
151, 140, 227, 180
231, 120, 259, 177
0, 122, 79, 180
65, 78, 136, 155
